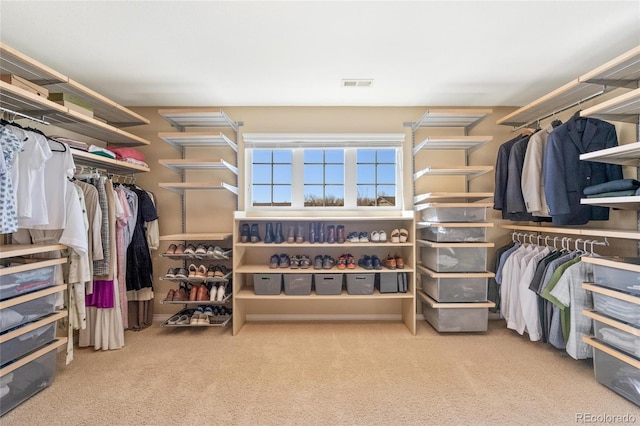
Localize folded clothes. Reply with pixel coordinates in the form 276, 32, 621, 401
586, 190, 637, 198
88, 145, 116, 159
106, 146, 145, 162
51, 136, 89, 151
121, 158, 149, 168
583, 179, 640, 196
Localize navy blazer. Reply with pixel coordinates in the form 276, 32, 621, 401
494, 134, 533, 221
543, 116, 622, 225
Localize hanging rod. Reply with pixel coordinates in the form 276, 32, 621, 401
0, 106, 50, 125
511, 86, 607, 132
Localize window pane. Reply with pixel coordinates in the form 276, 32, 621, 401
377, 185, 396, 206
377, 165, 395, 184
357, 164, 375, 183
253, 164, 272, 184
304, 185, 324, 206
325, 165, 344, 184
357, 149, 375, 163
325, 185, 344, 206
377, 149, 395, 163
252, 185, 271, 205
273, 165, 292, 184
304, 150, 323, 163
253, 150, 272, 163
325, 150, 344, 163
273, 185, 292, 205
273, 150, 292, 163
357, 185, 376, 206
304, 164, 324, 184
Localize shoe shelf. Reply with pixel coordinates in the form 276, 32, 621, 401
162, 308, 232, 328
410, 108, 493, 132
234, 241, 414, 248
158, 132, 238, 152
161, 293, 233, 305
413, 166, 493, 181
160, 252, 232, 261
158, 182, 238, 195
412, 136, 493, 155
158, 108, 240, 132
159, 233, 233, 242
235, 265, 414, 274
414, 192, 493, 203
160, 273, 232, 283
158, 158, 238, 175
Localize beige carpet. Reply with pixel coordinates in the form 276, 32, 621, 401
2, 319, 639, 425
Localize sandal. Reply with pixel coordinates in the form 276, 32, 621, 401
174, 244, 186, 255
164, 244, 177, 255
196, 264, 207, 278
399, 228, 409, 243
390, 229, 400, 243
188, 264, 198, 278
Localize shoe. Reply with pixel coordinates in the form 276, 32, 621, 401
287, 225, 295, 244
205, 245, 216, 256
336, 225, 345, 244
190, 313, 201, 325
241, 224, 250, 243
379, 230, 387, 243
359, 232, 369, 243
383, 255, 397, 270
371, 255, 382, 270
390, 229, 400, 243
296, 224, 305, 243
167, 314, 181, 325
347, 232, 359, 243
274, 222, 285, 244
173, 286, 188, 301
279, 254, 290, 268
309, 223, 316, 243
318, 223, 325, 243
164, 244, 177, 255
345, 254, 356, 269
394, 254, 405, 269
264, 222, 275, 243
209, 284, 218, 301
206, 265, 216, 278
184, 244, 196, 255
189, 284, 198, 301
290, 255, 300, 269
188, 264, 198, 278
216, 283, 226, 302
358, 255, 373, 270
165, 268, 177, 278
399, 228, 409, 243
175, 314, 190, 325
250, 224, 261, 243
195, 244, 207, 255
299, 255, 311, 269
327, 225, 336, 244
175, 268, 188, 279
322, 255, 335, 269
371, 231, 380, 242
313, 255, 324, 270
214, 265, 224, 278
165, 288, 175, 301
337, 255, 347, 270
196, 265, 207, 278
174, 244, 186, 255
197, 284, 209, 301
269, 254, 280, 269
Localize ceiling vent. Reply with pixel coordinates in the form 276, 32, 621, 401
342, 79, 373, 87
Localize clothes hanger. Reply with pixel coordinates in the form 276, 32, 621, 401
550, 111, 562, 128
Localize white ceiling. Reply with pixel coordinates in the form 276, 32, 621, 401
1, 1, 639, 108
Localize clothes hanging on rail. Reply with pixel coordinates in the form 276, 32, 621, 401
521, 124, 554, 217
0, 126, 25, 234
493, 133, 534, 221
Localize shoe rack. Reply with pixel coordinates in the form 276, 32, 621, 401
409, 109, 497, 332
232, 212, 416, 336
157, 108, 242, 328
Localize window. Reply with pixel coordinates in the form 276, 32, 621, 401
244, 133, 404, 210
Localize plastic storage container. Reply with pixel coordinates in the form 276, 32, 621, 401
314, 274, 343, 295
421, 247, 487, 273
422, 302, 489, 332
0, 321, 56, 366
0, 265, 56, 301
593, 320, 640, 359
346, 274, 375, 295
422, 275, 487, 303
283, 274, 312, 295
376, 273, 398, 293
593, 293, 640, 327
420, 206, 487, 223
592, 259, 640, 296
0, 344, 58, 416
253, 274, 282, 295
420, 226, 486, 242
0, 293, 59, 333
591, 346, 640, 407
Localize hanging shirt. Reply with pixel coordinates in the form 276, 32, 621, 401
0, 126, 25, 234
521, 124, 553, 217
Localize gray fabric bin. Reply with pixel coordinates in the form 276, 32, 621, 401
253, 274, 282, 295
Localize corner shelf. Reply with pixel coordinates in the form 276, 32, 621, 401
158, 108, 239, 132
159, 182, 238, 195
158, 158, 237, 175
410, 108, 493, 132
158, 132, 238, 152
412, 136, 493, 155
580, 87, 640, 123
413, 165, 493, 181
579, 141, 640, 166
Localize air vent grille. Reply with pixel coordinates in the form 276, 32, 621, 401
342, 79, 373, 87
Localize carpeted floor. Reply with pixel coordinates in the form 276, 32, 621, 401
2, 319, 639, 425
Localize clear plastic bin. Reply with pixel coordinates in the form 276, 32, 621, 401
420, 206, 487, 223
422, 302, 489, 332
421, 247, 487, 272
420, 226, 487, 242
346, 274, 375, 295
591, 346, 640, 407
0, 321, 56, 366
314, 274, 343, 295
422, 276, 487, 302
253, 274, 282, 295
284, 274, 312, 295
593, 293, 640, 327
0, 265, 56, 301
593, 320, 640, 359
593, 259, 640, 296
0, 293, 58, 333
0, 344, 58, 416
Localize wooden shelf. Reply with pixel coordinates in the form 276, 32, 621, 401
0, 284, 67, 310
159, 233, 232, 241
581, 256, 640, 273
0, 42, 66, 85
410, 108, 492, 132
0, 244, 66, 259
418, 291, 495, 309
580, 87, 640, 123
579, 46, 640, 88
416, 240, 494, 248
158, 132, 237, 152
413, 165, 493, 181
581, 196, 640, 209
416, 264, 495, 278
158, 158, 237, 175
0, 338, 68, 378
412, 136, 492, 155
234, 241, 414, 248
235, 265, 413, 274
583, 310, 640, 338
416, 221, 494, 229
158, 108, 238, 132
414, 192, 493, 203
500, 224, 640, 240
235, 288, 413, 300
583, 336, 640, 369
159, 182, 238, 195
414, 202, 492, 212
579, 141, 640, 166
0, 257, 67, 277
72, 149, 149, 174
0, 311, 67, 344
234, 211, 415, 221
583, 283, 640, 305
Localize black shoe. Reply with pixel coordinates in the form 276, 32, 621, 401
241, 224, 250, 243
322, 255, 335, 269
250, 224, 261, 243
358, 255, 373, 270
264, 223, 275, 243
313, 255, 324, 269
274, 222, 285, 244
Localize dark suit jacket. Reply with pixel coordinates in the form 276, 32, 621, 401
494, 134, 533, 221
543, 116, 622, 225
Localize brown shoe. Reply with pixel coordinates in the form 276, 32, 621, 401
383, 255, 397, 270
189, 285, 198, 301
174, 244, 186, 254
394, 254, 405, 269
173, 287, 188, 301
164, 244, 177, 255
165, 288, 176, 301
197, 284, 209, 301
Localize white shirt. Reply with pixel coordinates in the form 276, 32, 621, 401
517, 247, 551, 340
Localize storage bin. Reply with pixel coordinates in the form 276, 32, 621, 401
593, 293, 640, 327
346, 274, 375, 295
591, 345, 640, 407
421, 247, 487, 272
376, 273, 398, 293
0, 293, 58, 333
0, 343, 58, 416
422, 302, 489, 332
0, 321, 56, 366
253, 274, 282, 295
422, 275, 488, 303
284, 274, 312, 295
593, 320, 640, 359
314, 274, 343, 295
420, 226, 486, 242
420, 206, 486, 223
0, 265, 56, 301
592, 259, 640, 296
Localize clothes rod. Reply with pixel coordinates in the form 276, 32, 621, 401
0, 106, 50, 125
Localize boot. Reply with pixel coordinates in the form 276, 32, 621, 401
296, 224, 305, 243
287, 225, 295, 243
264, 222, 275, 243
318, 222, 325, 243
274, 222, 285, 244
327, 225, 336, 244
309, 222, 316, 244
240, 224, 250, 243
250, 224, 261, 243
336, 225, 345, 244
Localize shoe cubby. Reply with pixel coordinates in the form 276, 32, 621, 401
232, 212, 416, 335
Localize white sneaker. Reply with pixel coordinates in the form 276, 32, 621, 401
379, 230, 387, 242
371, 231, 380, 242
216, 284, 226, 302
